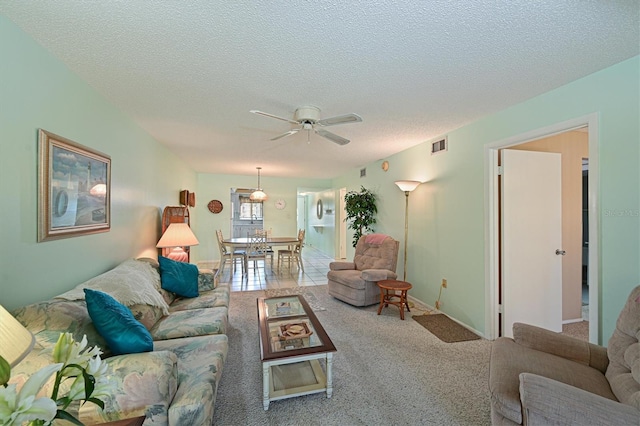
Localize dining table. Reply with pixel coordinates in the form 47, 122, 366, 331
222, 236, 300, 271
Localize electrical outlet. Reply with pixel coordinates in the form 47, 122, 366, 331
442, 278, 447, 288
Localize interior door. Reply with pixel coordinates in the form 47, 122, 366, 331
501, 149, 563, 337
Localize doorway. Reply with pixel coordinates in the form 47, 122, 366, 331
485, 114, 599, 342
230, 188, 264, 238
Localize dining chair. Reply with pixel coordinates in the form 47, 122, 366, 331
244, 231, 268, 275
277, 229, 305, 272
216, 229, 244, 274
254, 228, 275, 268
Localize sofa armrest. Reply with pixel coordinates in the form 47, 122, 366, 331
361, 269, 397, 282
519, 373, 638, 425
513, 323, 608, 372
198, 269, 216, 292
78, 350, 178, 425
329, 261, 356, 271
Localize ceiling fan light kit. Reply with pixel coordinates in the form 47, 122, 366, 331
251, 105, 362, 145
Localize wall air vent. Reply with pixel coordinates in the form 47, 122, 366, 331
431, 137, 448, 155
360, 167, 366, 178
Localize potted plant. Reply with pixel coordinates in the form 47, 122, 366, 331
344, 186, 377, 247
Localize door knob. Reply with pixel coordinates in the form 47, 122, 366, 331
555, 249, 566, 256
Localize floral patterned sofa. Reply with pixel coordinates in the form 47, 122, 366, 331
8, 258, 229, 425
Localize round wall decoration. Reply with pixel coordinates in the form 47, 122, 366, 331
316, 199, 323, 219
207, 199, 223, 214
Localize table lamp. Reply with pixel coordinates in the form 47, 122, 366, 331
156, 223, 199, 262
0, 304, 35, 367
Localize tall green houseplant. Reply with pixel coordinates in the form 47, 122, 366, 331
344, 186, 377, 247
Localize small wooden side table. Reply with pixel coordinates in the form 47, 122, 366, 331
377, 280, 412, 320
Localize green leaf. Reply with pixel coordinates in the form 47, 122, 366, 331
55, 408, 84, 425
0, 355, 10, 386
82, 370, 96, 398
86, 396, 105, 409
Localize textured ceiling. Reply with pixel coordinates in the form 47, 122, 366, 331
2, 1, 638, 179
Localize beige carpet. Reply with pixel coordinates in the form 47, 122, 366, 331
413, 313, 481, 343
214, 285, 492, 425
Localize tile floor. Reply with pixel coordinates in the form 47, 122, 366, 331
215, 245, 336, 292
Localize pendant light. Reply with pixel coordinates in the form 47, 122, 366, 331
250, 167, 268, 201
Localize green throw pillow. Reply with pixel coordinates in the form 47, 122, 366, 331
84, 288, 153, 355
158, 256, 199, 298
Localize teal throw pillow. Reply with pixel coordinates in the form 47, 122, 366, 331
158, 256, 199, 298
84, 288, 153, 355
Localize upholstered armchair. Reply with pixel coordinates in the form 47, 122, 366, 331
489, 285, 640, 425
327, 234, 399, 306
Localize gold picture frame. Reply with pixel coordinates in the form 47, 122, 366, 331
38, 129, 111, 242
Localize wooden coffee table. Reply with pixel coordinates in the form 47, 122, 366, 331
257, 295, 337, 410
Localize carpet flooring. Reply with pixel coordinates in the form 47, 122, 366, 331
412, 314, 481, 343
213, 285, 492, 425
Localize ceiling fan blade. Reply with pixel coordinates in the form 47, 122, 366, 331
251, 110, 299, 125
315, 129, 350, 145
270, 129, 300, 141
316, 113, 362, 127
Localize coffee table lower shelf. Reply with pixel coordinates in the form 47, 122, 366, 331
262, 353, 334, 410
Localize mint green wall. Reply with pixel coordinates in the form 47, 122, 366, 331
192, 173, 330, 262
333, 56, 639, 343
0, 16, 196, 311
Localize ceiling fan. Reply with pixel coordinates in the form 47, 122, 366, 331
250, 106, 362, 145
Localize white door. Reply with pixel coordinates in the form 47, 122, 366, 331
501, 149, 563, 337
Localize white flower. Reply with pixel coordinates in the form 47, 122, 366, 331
0, 363, 61, 426
53, 333, 103, 377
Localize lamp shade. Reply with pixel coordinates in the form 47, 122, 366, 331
0, 305, 35, 367
395, 180, 421, 192
249, 190, 268, 201
250, 166, 268, 201
156, 223, 199, 248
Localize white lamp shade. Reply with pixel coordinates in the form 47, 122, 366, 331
0, 305, 35, 367
395, 180, 421, 192
156, 223, 199, 248
249, 190, 268, 201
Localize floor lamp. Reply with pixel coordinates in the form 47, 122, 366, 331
395, 180, 421, 281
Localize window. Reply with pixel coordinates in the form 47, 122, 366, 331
239, 196, 263, 219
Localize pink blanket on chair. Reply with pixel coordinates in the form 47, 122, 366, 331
365, 233, 388, 245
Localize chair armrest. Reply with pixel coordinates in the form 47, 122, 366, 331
198, 269, 216, 291
519, 373, 638, 425
361, 269, 397, 282
79, 350, 178, 424
329, 261, 356, 271
513, 323, 608, 372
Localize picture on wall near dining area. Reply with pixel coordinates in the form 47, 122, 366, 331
38, 129, 111, 242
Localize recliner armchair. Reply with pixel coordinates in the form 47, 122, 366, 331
489, 285, 640, 425
327, 234, 399, 306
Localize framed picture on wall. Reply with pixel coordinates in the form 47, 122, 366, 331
38, 129, 111, 242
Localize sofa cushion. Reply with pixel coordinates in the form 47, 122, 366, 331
490, 337, 617, 424
327, 269, 366, 290
12, 299, 107, 351
151, 307, 228, 341
129, 303, 166, 331
170, 285, 230, 312
85, 289, 153, 355
158, 256, 199, 298
57, 259, 170, 315
154, 334, 228, 426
